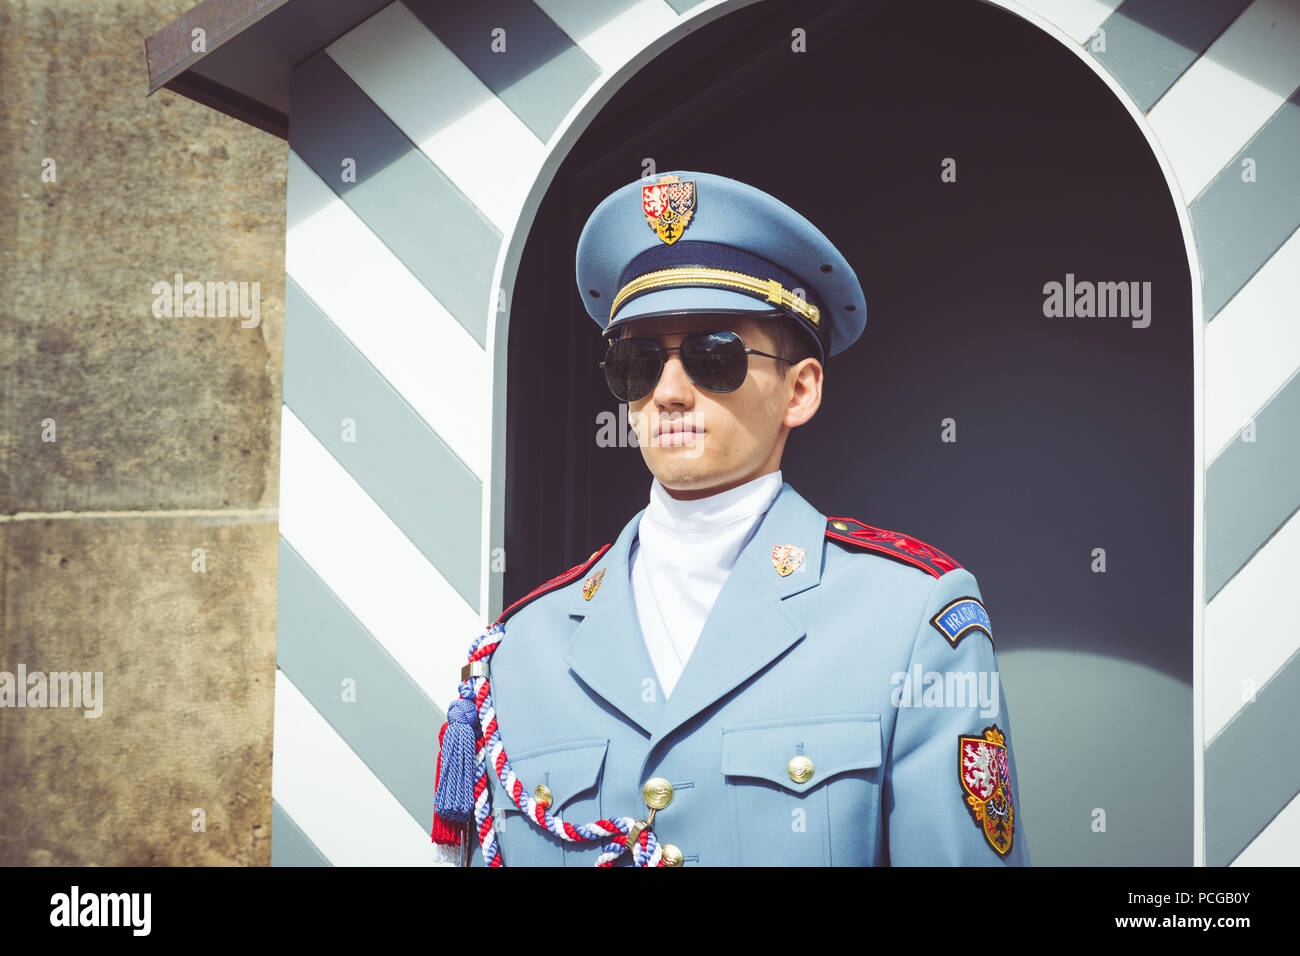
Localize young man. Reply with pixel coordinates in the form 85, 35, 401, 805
433, 171, 1028, 867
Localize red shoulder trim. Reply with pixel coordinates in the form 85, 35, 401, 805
495, 543, 613, 625
824, 517, 961, 579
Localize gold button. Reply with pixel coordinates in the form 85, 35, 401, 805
830, 520, 849, 531
643, 777, 674, 810
533, 784, 553, 808
661, 843, 684, 867
788, 755, 815, 783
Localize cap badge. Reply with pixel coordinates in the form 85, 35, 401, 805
642, 174, 696, 245
771, 544, 806, 577
582, 568, 606, 600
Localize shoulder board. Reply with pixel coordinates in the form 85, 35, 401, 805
495, 543, 613, 625
825, 516, 961, 579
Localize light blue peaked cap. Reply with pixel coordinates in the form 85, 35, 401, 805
575, 170, 867, 359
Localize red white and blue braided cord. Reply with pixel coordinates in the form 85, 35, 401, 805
460, 623, 664, 867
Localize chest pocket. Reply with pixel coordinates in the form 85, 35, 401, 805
492, 738, 609, 867
721, 714, 882, 866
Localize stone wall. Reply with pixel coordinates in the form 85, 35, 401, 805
0, 0, 286, 866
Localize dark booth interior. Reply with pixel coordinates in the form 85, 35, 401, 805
502, 0, 1194, 865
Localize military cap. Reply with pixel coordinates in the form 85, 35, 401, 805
575, 170, 868, 361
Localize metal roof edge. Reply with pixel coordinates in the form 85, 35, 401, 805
145, 0, 291, 95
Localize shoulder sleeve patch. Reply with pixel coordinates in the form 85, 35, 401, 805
930, 596, 993, 649
824, 516, 962, 579
495, 543, 613, 625
959, 724, 1015, 857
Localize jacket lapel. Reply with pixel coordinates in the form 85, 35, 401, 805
647, 482, 827, 750
563, 507, 664, 736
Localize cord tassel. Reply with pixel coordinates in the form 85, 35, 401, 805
433, 697, 480, 830
430, 721, 464, 845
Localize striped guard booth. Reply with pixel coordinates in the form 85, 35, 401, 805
266, 0, 1300, 867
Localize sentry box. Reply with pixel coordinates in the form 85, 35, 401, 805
144, 0, 1300, 869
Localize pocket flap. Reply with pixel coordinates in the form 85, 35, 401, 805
721, 714, 882, 794
502, 738, 609, 811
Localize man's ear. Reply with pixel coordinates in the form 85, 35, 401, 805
784, 357, 823, 429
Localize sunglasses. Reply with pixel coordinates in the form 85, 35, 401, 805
600, 330, 792, 403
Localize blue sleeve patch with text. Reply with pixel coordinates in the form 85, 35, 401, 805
930, 597, 993, 649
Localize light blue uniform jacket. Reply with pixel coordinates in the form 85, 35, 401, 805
469, 482, 1028, 866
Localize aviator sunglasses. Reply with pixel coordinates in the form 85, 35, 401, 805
600, 330, 793, 403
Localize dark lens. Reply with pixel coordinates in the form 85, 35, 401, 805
602, 338, 664, 402
681, 331, 747, 392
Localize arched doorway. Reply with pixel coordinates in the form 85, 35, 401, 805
496, 0, 1200, 866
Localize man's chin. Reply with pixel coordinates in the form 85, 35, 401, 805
640, 437, 706, 468
645, 459, 724, 492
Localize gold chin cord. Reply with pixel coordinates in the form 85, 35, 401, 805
608, 266, 822, 328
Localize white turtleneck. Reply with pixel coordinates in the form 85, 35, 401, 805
628, 470, 783, 699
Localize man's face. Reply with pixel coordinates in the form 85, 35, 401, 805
617, 312, 822, 500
